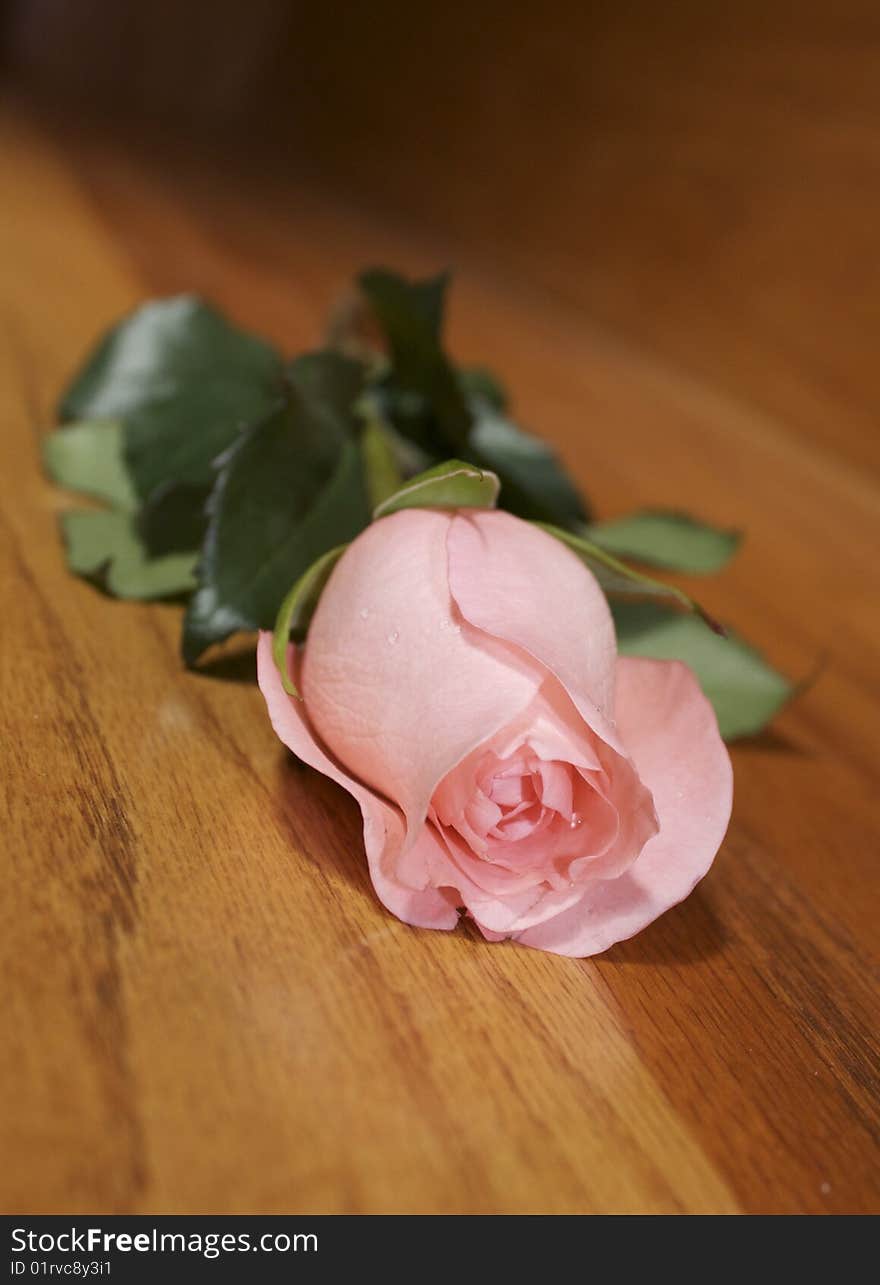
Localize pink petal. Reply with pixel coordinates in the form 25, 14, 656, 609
429, 821, 590, 926
431, 842, 552, 929
463, 792, 503, 837
536, 760, 574, 816
515, 659, 733, 957
301, 509, 543, 847
489, 774, 529, 807
447, 511, 622, 750
257, 633, 459, 930
506, 676, 658, 878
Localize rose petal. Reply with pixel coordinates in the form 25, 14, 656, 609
489, 774, 529, 807
514, 658, 733, 956
302, 509, 543, 845
257, 633, 459, 930
430, 836, 554, 929
447, 511, 622, 749
536, 760, 574, 816
510, 677, 658, 879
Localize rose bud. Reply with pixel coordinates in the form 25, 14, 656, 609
257, 508, 732, 956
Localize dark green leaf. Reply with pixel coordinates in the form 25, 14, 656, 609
59, 296, 285, 526
458, 364, 509, 413
406, 272, 448, 337
613, 601, 793, 740
588, 509, 741, 574
42, 420, 136, 510
137, 480, 211, 556
60, 510, 197, 599
470, 410, 590, 527
182, 400, 371, 665
359, 269, 592, 529
272, 544, 349, 696
373, 459, 500, 519
286, 350, 367, 445
359, 268, 472, 450
140, 349, 365, 557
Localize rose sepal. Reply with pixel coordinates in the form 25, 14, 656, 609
372, 459, 500, 519
272, 544, 349, 696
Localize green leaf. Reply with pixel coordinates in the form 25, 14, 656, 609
536, 523, 723, 633
138, 349, 364, 559
457, 365, 509, 414
42, 420, 137, 510
373, 459, 500, 519
359, 268, 472, 450
59, 296, 285, 537
374, 420, 433, 478
612, 601, 794, 740
60, 510, 197, 599
405, 272, 449, 337
136, 481, 211, 557
359, 268, 593, 529
588, 510, 741, 574
272, 545, 348, 697
286, 350, 367, 442
470, 409, 590, 527
45, 418, 197, 599
361, 409, 405, 509
181, 400, 371, 665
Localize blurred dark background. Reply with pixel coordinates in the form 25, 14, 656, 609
3, 0, 879, 476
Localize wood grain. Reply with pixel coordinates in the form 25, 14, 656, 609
1, 104, 878, 1215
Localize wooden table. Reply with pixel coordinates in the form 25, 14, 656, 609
2, 103, 878, 1215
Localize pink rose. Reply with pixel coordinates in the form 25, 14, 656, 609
257, 508, 732, 956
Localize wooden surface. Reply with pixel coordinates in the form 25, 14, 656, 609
2, 102, 879, 1215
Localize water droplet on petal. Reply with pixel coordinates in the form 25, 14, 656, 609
387, 630, 399, 645
569, 812, 583, 829
359, 607, 370, 620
